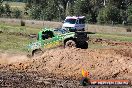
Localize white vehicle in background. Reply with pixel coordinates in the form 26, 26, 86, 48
62, 16, 86, 32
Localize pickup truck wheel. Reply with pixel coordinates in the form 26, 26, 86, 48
82, 41, 88, 49
64, 40, 76, 48
81, 42, 88, 49
32, 49, 43, 57
77, 41, 88, 49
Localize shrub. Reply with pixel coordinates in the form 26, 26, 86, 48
97, 6, 121, 24
97, 8, 107, 24
21, 20, 25, 26
126, 28, 131, 32
4, 3, 11, 17
127, 6, 132, 23
127, 15, 132, 23
85, 14, 92, 23
127, 6, 132, 16
13, 8, 22, 18
0, 5, 4, 16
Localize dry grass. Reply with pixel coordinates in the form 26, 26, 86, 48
0, 18, 131, 35
87, 24, 127, 33
0, 18, 62, 29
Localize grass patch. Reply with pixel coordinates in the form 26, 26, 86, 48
3, 1, 25, 11
0, 33, 31, 53
0, 24, 40, 34
90, 33, 132, 42
0, 24, 132, 53
0, 24, 39, 53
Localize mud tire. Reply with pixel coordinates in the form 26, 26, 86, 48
32, 49, 43, 57
64, 40, 76, 48
77, 41, 88, 49
81, 41, 88, 49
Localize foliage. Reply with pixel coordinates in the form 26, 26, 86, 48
0, 1, 23, 18
4, 3, 11, 17
97, 8, 107, 24
0, 5, 4, 16
13, 8, 21, 18
127, 5, 132, 16
126, 5, 132, 23
1, 0, 132, 24
29, 5, 41, 19
127, 15, 132, 23
97, 6, 121, 24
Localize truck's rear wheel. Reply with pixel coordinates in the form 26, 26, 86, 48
82, 41, 88, 49
77, 41, 88, 49
64, 40, 76, 48
32, 49, 43, 57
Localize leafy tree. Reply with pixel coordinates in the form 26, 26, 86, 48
127, 5, 132, 23
74, 0, 104, 23
0, 0, 4, 16
0, 5, 4, 16
13, 8, 21, 18
4, 3, 11, 17
58, 0, 72, 16
127, 5, 132, 16
97, 5, 121, 24
29, 5, 41, 19
97, 8, 107, 23
44, 0, 59, 21
4, 0, 132, 24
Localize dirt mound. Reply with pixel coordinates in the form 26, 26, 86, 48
0, 48, 132, 83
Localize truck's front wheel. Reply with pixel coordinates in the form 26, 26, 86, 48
32, 49, 43, 57
64, 40, 76, 48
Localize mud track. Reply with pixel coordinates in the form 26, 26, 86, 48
90, 38, 132, 47
0, 40, 132, 87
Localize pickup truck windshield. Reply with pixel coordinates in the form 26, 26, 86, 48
54, 28, 69, 34
64, 19, 76, 24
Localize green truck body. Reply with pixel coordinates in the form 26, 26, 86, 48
28, 28, 88, 56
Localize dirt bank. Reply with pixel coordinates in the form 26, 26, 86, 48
0, 47, 132, 82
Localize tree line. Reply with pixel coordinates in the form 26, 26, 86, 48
1, 0, 132, 24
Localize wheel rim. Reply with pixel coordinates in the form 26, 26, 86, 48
33, 49, 43, 56
67, 42, 74, 47
66, 41, 76, 48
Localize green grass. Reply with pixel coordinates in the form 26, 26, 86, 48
88, 33, 132, 49
0, 24, 132, 53
0, 33, 30, 52
3, 1, 25, 11
0, 24, 39, 53
0, 24, 40, 34
90, 33, 132, 42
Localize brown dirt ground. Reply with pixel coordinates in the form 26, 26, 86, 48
0, 40, 132, 87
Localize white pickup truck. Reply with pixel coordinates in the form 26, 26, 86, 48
62, 16, 86, 32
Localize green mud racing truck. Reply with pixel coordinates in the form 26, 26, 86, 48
28, 28, 89, 56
